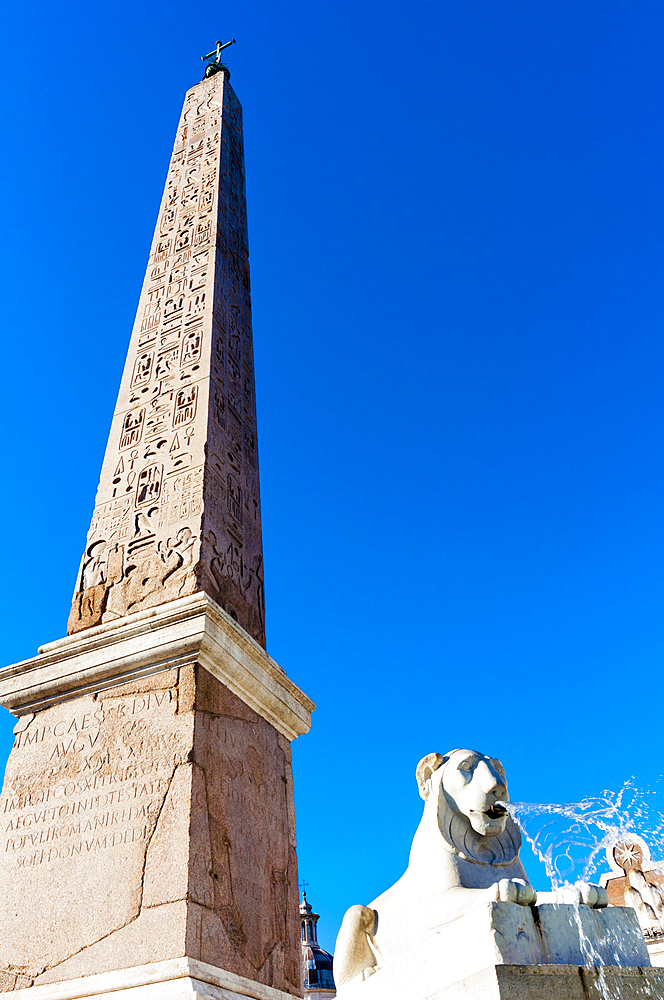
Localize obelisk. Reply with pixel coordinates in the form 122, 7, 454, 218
0, 51, 313, 1000
67, 47, 265, 649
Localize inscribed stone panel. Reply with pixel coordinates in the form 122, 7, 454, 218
189, 667, 301, 996
0, 671, 191, 980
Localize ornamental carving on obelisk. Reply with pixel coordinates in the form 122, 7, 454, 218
68, 53, 265, 646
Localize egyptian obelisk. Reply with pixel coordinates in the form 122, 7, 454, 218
67, 44, 265, 649
0, 48, 312, 1000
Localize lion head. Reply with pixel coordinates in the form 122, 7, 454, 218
415, 749, 522, 866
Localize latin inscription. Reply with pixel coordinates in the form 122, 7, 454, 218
2, 689, 182, 866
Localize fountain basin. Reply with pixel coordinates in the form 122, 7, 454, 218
337, 901, 660, 1000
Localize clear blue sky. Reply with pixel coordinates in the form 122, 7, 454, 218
2, 0, 664, 955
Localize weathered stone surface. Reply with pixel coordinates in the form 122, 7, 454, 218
439, 965, 664, 1000
0, 660, 303, 994
189, 667, 300, 984
67, 69, 266, 646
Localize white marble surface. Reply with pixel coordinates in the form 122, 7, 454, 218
335, 749, 632, 995
336, 901, 651, 1000
343, 963, 664, 1000
335, 749, 534, 989
11, 958, 297, 1000
647, 938, 664, 967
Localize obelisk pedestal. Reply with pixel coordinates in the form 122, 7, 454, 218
0, 595, 313, 997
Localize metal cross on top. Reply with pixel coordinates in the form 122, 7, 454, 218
201, 38, 236, 78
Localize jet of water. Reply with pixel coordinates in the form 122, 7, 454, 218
505, 778, 664, 889
504, 780, 664, 1000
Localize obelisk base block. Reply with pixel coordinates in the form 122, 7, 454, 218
0, 595, 313, 996
5, 958, 298, 1000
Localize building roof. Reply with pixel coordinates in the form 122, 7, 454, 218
300, 891, 336, 993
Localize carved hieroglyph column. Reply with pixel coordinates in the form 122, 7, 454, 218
0, 68, 314, 1000
67, 67, 265, 648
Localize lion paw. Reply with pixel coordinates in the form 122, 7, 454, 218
541, 883, 609, 908
578, 882, 609, 908
492, 878, 536, 906
572, 882, 609, 908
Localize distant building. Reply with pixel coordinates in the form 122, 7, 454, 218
598, 835, 664, 966
300, 892, 336, 997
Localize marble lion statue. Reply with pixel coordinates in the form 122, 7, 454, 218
333, 748, 608, 990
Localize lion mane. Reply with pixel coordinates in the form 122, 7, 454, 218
417, 749, 522, 866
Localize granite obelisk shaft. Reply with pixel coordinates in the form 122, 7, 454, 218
68, 71, 265, 647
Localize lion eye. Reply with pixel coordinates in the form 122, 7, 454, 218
459, 760, 474, 772
491, 759, 505, 776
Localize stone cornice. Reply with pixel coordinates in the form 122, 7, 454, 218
0, 593, 315, 741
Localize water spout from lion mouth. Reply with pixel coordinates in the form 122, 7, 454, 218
468, 802, 509, 824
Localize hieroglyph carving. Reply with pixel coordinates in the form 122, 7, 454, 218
68, 71, 265, 645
